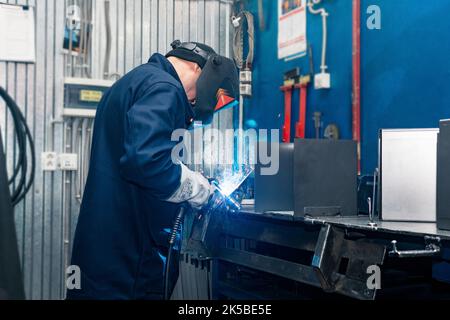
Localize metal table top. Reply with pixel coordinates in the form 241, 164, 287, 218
240, 206, 450, 241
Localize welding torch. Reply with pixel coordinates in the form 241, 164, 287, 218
163, 181, 242, 300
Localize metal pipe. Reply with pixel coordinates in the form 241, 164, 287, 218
389, 240, 441, 259
367, 197, 376, 227
68, 1, 74, 77
82, 118, 92, 194
352, 0, 362, 174
71, 118, 81, 203
82, 0, 92, 78
372, 168, 379, 218
238, 95, 244, 167
258, 0, 265, 31
61, 119, 73, 298
103, 0, 112, 79
78, 0, 85, 77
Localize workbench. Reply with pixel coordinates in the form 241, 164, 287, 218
244, 208, 450, 240
177, 206, 450, 300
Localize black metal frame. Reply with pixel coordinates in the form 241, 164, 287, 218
181, 209, 450, 300
208, 213, 386, 300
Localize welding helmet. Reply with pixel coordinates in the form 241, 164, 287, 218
166, 40, 239, 125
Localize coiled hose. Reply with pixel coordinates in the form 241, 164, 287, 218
0, 87, 35, 206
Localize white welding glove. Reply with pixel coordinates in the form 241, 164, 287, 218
166, 163, 215, 210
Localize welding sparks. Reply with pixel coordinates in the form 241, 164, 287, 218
215, 166, 253, 197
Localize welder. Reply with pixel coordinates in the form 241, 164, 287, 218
66, 41, 239, 300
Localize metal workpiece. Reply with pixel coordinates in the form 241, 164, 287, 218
437, 120, 450, 231
255, 143, 294, 213
312, 225, 341, 291
380, 129, 439, 222
184, 168, 253, 260
293, 139, 358, 218
239, 207, 450, 243
312, 225, 386, 300
184, 211, 229, 261
301, 215, 450, 241
185, 209, 219, 260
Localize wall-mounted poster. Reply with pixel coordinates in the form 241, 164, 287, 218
278, 0, 307, 61
0, 4, 35, 63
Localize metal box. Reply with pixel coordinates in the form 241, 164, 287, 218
437, 120, 450, 230
293, 139, 358, 217
380, 129, 438, 222
255, 143, 294, 213
63, 77, 114, 118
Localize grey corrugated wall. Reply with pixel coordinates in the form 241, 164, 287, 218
0, 0, 233, 300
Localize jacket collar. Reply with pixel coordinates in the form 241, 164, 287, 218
148, 53, 195, 127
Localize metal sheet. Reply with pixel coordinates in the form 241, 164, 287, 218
381, 129, 438, 222
438, 120, 450, 231
304, 215, 450, 241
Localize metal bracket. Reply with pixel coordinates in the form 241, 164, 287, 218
312, 225, 343, 291
185, 211, 217, 260
312, 225, 386, 300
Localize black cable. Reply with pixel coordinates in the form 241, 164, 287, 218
0, 86, 36, 207
15, 107, 35, 205
164, 205, 186, 300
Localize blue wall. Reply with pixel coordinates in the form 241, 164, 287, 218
244, 0, 450, 174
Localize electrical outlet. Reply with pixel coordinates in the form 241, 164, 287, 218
41, 152, 58, 171
59, 153, 78, 171
314, 73, 331, 89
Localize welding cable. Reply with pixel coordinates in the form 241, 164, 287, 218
0, 87, 36, 207
164, 205, 186, 300
232, 11, 255, 70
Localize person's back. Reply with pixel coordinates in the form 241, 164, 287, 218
67, 53, 193, 300
66, 42, 238, 300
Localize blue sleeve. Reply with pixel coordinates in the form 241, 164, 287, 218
119, 82, 183, 199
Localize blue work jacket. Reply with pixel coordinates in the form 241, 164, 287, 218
67, 54, 194, 300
